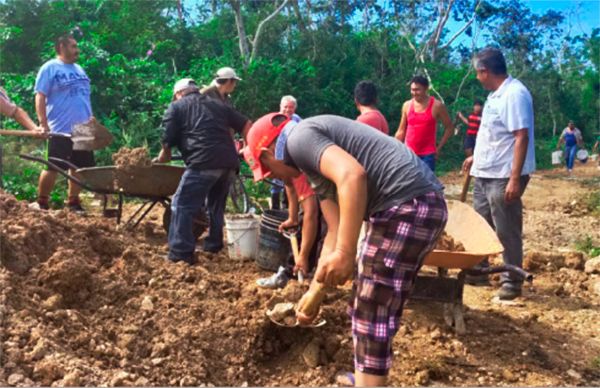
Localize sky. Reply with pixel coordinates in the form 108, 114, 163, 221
524, 0, 599, 37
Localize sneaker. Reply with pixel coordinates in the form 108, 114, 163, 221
497, 286, 522, 300
28, 202, 49, 211
256, 266, 289, 289
67, 202, 86, 214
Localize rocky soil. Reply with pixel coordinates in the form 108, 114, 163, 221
1, 163, 599, 386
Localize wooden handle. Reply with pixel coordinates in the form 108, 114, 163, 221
0, 129, 45, 138
460, 173, 472, 203
298, 282, 325, 317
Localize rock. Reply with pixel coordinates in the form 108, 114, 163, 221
567, 369, 582, 380
141, 296, 154, 311
523, 251, 564, 271
564, 252, 585, 270
29, 339, 49, 361
584, 256, 600, 274
134, 377, 150, 386
151, 357, 164, 366
179, 376, 197, 386
62, 371, 81, 387
7, 373, 24, 386
41, 294, 63, 310
34, 357, 64, 385
110, 371, 131, 387
591, 280, 600, 298
502, 369, 518, 382
429, 328, 442, 341
415, 370, 429, 385
302, 339, 321, 368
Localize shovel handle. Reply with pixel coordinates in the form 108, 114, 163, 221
298, 282, 325, 318
460, 173, 472, 203
0, 129, 46, 138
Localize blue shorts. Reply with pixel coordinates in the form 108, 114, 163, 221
464, 134, 477, 150
418, 153, 436, 172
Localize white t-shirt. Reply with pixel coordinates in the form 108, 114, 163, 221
471, 76, 536, 178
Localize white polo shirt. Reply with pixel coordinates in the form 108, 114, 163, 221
471, 76, 536, 178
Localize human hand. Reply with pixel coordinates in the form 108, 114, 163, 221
293, 254, 309, 278
296, 282, 325, 325
504, 176, 521, 203
278, 218, 298, 233
462, 156, 473, 173
314, 248, 354, 287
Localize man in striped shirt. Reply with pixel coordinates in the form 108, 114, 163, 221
457, 99, 483, 156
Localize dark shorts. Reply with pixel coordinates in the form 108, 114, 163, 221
349, 191, 448, 376
418, 153, 436, 172
464, 134, 477, 150
47, 135, 95, 171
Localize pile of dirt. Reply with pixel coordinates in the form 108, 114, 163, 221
0, 190, 351, 386
2, 161, 600, 387
112, 147, 152, 189
435, 231, 465, 252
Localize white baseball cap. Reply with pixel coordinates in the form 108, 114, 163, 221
173, 78, 198, 95
215, 67, 242, 81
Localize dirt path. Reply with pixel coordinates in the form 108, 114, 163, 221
1, 163, 598, 386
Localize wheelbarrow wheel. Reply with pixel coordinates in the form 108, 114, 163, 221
162, 207, 208, 240
229, 175, 249, 213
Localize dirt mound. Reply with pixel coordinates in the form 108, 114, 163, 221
435, 231, 465, 251
2, 167, 600, 388
112, 147, 152, 189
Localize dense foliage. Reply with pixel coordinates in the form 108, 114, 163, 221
1, 0, 598, 203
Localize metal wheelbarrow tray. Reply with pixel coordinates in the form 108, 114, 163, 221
19, 154, 207, 235
410, 200, 533, 334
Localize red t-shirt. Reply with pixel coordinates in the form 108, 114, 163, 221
466, 113, 481, 136
292, 174, 315, 202
356, 110, 389, 135
406, 96, 437, 156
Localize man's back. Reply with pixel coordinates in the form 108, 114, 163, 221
162, 92, 247, 170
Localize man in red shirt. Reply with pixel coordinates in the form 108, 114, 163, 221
395, 76, 454, 171
457, 99, 483, 156
354, 80, 389, 134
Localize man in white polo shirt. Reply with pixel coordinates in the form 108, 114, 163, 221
462, 47, 535, 300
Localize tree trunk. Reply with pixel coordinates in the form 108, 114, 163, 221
229, 0, 251, 67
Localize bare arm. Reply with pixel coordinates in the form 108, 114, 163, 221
314, 145, 367, 286
241, 120, 252, 141
280, 182, 300, 230
395, 102, 408, 142
505, 128, 528, 202
297, 195, 319, 273
154, 144, 172, 163
13, 107, 41, 132
35, 92, 49, 132
434, 101, 454, 155
457, 111, 469, 125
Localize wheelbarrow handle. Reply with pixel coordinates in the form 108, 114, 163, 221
19, 153, 95, 192
465, 264, 533, 283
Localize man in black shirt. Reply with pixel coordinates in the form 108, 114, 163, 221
156, 78, 251, 264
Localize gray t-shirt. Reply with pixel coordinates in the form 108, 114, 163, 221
284, 115, 444, 218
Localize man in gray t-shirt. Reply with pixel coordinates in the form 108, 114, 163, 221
245, 113, 447, 386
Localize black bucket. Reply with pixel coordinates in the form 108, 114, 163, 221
257, 209, 290, 271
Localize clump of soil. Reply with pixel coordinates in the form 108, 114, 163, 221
435, 231, 466, 251
112, 147, 152, 189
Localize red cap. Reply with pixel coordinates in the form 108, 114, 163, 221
244, 112, 289, 181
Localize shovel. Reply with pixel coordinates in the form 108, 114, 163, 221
0, 117, 113, 151
282, 229, 304, 284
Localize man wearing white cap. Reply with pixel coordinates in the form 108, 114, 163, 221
156, 78, 252, 264
200, 66, 242, 106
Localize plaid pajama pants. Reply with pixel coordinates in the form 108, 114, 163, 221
350, 191, 447, 376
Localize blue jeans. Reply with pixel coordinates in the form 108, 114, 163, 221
168, 168, 234, 263
473, 176, 530, 290
419, 153, 436, 172
564, 144, 577, 170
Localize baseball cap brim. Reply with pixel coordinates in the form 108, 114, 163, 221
243, 146, 270, 181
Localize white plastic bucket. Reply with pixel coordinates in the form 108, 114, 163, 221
551, 150, 563, 165
576, 149, 589, 163
225, 215, 260, 260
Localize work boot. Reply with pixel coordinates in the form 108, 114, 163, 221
497, 286, 522, 300
256, 266, 289, 289
67, 196, 86, 214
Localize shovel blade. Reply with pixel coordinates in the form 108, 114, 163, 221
72, 119, 113, 151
